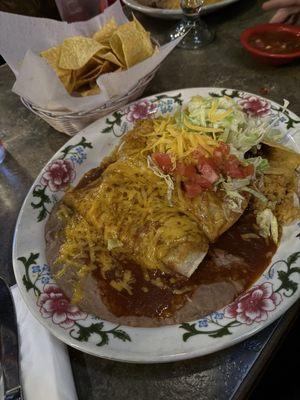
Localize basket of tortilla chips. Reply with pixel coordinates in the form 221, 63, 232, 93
20, 68, 157, 135
19, 16, 159, 135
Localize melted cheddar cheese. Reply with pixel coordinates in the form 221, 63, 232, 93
55, 117, 238, 301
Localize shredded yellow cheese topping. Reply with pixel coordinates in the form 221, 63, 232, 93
55, 115, 233, 300
140, 116, 219, 160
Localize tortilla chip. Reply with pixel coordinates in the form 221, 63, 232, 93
59, 36, 103, 70
73, 68, 102, 91
74, 60, 115, 91
75, 57, 102, 78
78, 84, 101, 96
110, 20, 154, 68
132, 16, 154, 56
109, 33, 125, 66
96, 50, 124, 68
41, 46, 60, 67
92, 18, 118, 44
41, 46, 75, 93
67, 70, 79, 93
93, 45, 112, 57
101, 60, 116, 75
40, 17, 154, 96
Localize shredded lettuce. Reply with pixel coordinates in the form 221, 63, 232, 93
241, 186, 268, 203
173, 95, 287, 209
256, 209, 278, 243
221, 176, 267, 213
221, 178, 248, 214
223, 177, 251, 191
224, 190, 245, 214
183, 95, 283, 156
245, 156, 269, 173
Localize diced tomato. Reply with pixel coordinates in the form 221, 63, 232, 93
195, 154, 207, 169
224, 156, 244, 179
212, 148, 223, 161
218, 141, 230, 155
193, 147, 206, 159
212, 143, 229, 171
192, 174, 212, 188
193, 148, 209, 169
175, 162, 197, 179
184, 172, 212, 197
243, 164, 254, 177
152, 152, 173, 174
184, 164, 197, 179
224, 155, 254, 179
171, 141, 253, 199
174, 162, 185, 176
209, 153, 222, 172
197, 162, 219, 184
184, 182, 204, 198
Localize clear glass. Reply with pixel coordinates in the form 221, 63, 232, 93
169, 0, 214, 49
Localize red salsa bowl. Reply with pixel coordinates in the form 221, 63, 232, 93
240, 23, 300, 66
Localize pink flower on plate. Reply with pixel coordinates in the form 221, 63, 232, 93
37, 284, 87, 329
126, 100, 157, 122
239, 95, 271, 117
41, 159, 75, 192
224, 282, 282, 325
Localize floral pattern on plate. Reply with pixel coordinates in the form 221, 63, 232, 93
238, 95, 271, 117
30, 137, 92, 222
14, 88, 300, 362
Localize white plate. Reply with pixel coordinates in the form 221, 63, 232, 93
123, 0, 240, 20
13, 87, 300, 363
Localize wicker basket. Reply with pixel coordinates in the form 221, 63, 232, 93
21, 67, 158, 136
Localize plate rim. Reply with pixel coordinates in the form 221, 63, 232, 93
122, 0, 241, 19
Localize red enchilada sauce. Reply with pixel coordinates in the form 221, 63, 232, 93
249, 31, 300, 54
95, 211, 277, 319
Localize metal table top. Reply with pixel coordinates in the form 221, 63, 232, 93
1, 0, 299, 398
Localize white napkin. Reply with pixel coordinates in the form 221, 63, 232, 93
0, 1, 181, 113
10, 285, 78, 400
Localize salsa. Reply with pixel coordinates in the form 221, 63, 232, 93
249, 31, 300, 54
95, 211, 277, 320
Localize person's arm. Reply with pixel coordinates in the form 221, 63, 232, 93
262, 0, 300, 23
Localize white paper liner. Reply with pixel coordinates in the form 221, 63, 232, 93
0, 1, 181, 113
11, 285, 78, 400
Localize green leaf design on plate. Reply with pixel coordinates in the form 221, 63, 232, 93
287, 252, 300, 267
209, 89, 241, 99
180, 320, 241, 342
101, 111, 124, 135
276, 106, 300, 130
274, 251, 300, 297
31, 185, 51, 222
18, 253, 41, 297
155, 93, 183, 105
60, 137, 93, 160
70, 322, 131, 347
277, 271, 298, 296
102, 126, 113, 134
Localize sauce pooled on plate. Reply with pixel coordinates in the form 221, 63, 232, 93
95, 211, 277, 320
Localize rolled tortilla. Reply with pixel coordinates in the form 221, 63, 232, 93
45, 203, 243, 327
